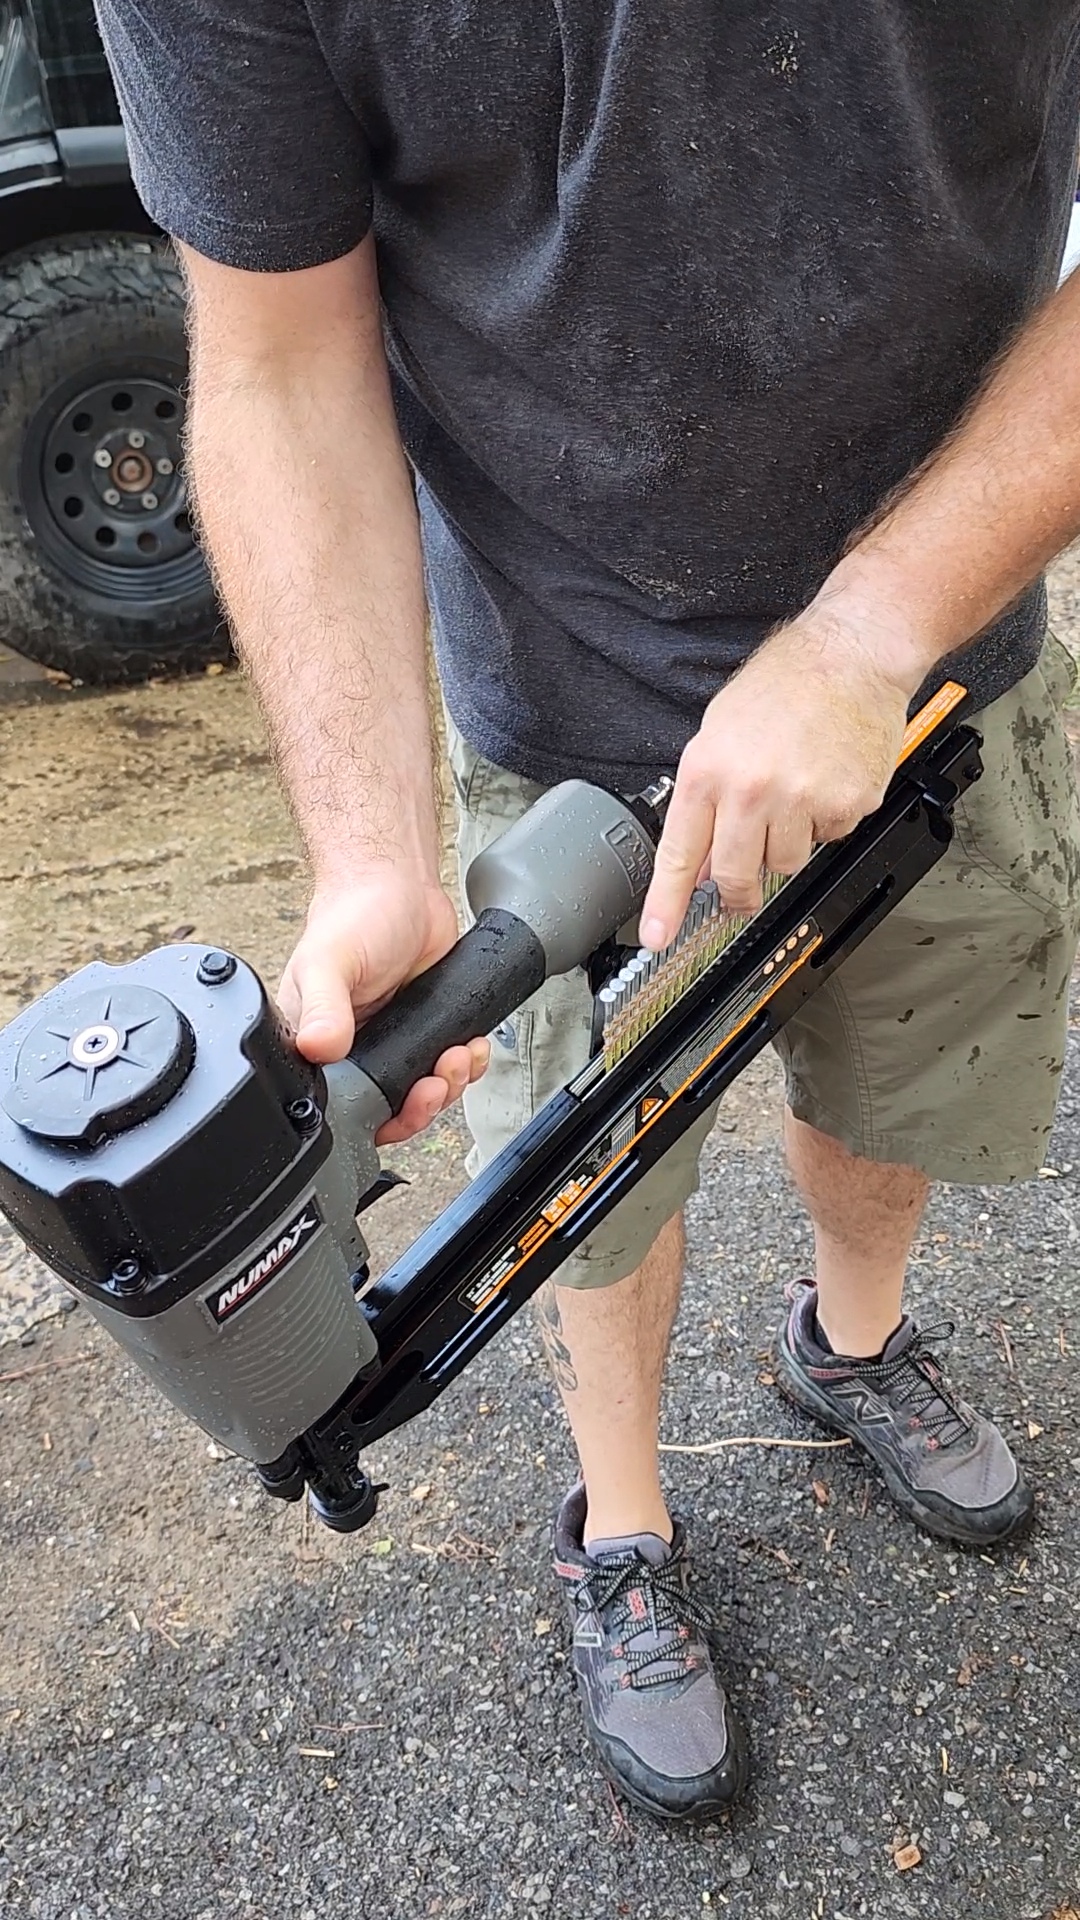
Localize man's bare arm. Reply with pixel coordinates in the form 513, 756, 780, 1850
641, 266, 1080, 945
826, 260, 1080, 685
184, 235, 435, 882
181, 235, 486, 1137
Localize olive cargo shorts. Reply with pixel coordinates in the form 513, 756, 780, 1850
448, 634, 1080, 1290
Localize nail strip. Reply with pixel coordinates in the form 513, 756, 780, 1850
601, 869, 792, 1069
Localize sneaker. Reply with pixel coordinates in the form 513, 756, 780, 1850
553, 1484, 749, 1818
773, 1279, 1034, 1547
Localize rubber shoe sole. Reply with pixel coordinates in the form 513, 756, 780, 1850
592, 1690, 751, 1821
772, 1335, 1035, 1549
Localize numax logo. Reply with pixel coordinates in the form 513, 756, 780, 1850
208, 1200, 323, 1323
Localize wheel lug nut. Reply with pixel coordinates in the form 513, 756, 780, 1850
156, 457, 174, 476
103, 488, 121, 506
93, 448, 111, 469
128, 430, 146, 449
141, 492, 159, 511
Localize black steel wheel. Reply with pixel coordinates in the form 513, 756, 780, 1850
0, 234, 227, 683
26, 370, 201, 594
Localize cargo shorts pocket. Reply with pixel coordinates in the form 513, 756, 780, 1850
952, 632, 1080, 931
445, 715, 491, 818
445, 711, 545, 828
1041, 628, 1079, 710
463, 1006, 537, 1176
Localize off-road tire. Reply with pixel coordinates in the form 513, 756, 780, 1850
0, 233, 227, 683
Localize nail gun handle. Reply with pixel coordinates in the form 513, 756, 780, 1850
347, 909, 547, 1113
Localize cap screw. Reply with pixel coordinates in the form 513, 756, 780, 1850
197, 950, 237, 986
128, 430, 146, 450
156, 457, 174, 476
93, 448, 112, 469
111, 1256, 143, 1294
141, 491, 159, 511
286, 1096, 321, 1133
103, 487, 121, 507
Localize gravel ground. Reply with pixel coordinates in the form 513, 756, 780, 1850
2, 558, 1080, 1919
2, 1093, 1079, 1920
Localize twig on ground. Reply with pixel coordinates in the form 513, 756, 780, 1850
411, 1530, 496, 1563
659, 1436, 851, 1455
604, 1777, 633, 1843
743, 1537, 801, 1576
994, 1319, 1017, 1377
313, 1721, 386, 1735
0, 1351, 99, 1385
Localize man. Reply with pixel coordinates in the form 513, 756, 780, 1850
97, 0, 1080, 1819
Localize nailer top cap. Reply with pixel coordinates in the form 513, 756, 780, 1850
2, 982, 194, 1146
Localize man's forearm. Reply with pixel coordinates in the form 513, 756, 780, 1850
183, 243, 439, 887
811, 264, 1080, 693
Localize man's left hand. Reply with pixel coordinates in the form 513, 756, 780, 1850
638, 612, 915, 944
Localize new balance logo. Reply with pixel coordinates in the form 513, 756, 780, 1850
208, 1200, 323, 1323
830, 1382, 891, 1427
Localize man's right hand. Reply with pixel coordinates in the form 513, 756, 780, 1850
277, 869, 490, 1145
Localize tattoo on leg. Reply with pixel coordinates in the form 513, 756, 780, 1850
535, 1282, 578, 1394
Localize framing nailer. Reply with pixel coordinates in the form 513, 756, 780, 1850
0, 685, 980, 1531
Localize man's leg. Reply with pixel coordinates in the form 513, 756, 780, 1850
784, 1111, 928, 1357
447, 714, 746, 1811
541, 1208, 748, 1815
776, 1104, 1034, 1543
535, 1212, 683, 1547
768, 639, 1080, 1546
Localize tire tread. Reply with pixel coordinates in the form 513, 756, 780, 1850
0, 233, 226, 684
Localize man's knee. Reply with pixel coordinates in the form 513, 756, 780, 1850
785, 1108, 931, 1233
552, 1209, 686, 1304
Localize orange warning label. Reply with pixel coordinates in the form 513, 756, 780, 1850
897, 681, 967, 765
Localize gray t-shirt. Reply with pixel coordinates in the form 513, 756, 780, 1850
97, 0, 1080, 787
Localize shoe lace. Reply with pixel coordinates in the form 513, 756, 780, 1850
854, 1319, 972, 1448
576, 1541, 713, 1691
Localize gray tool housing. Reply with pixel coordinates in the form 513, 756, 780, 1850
0, 945, 389, 1463
0, 777, 661, 1470
84, 1103, 381, 1462
465, 780, 655, 975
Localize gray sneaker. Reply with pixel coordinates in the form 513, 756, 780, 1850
773, 1280, 1034, 1547
553, 1484, 749, 1818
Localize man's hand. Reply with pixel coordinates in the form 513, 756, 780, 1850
639, 613, 913, 946
642, 242, 1080, 951
278, 869, 490, 1145
178, 237, 489, 1144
